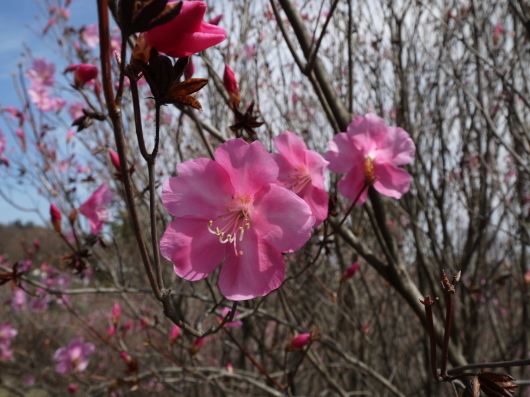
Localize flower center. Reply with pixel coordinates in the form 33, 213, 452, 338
207, 195, 252, 256
364, 155, 376, 185
284, 166, 312, 194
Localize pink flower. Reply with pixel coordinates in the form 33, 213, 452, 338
65, 64, 98, 85
160, 139, 314, 300
11, 287, 27, 311
67, 384, 79, 394
169, 325, 181, 342
340, 262, 360, 282
53, 338, 95, 375
81, 24, 99, 48
28, 88, 66, 112
66, 130, 75, 143
218, 307, 243, 328
26, 58, 56, 89
79, 183, 113, 234
223, 63, 240, 105
106, 325, 116, 336
272, 131, 329, 227
144, 1, 227, 58
68, 102, 85, 120
285, 333, 311, 351
325, 113, 415, 205
493, 22, 503, 45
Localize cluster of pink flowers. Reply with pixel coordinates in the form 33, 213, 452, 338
0, 129, 8, 167
160, 139, 314, 300
53, 337, 95, 375
0, 323, 17, 361
25, 58, 66, 112
160, 113, 415, 300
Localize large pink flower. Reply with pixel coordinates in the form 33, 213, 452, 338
79, 183, 113, 234
325, 113, 415, 205
272, 131, 329, 227
160, 139, 315, 300
53, 338, 94, 375
144, 1, 227, 58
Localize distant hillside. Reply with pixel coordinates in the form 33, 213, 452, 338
0, 222, 65, 264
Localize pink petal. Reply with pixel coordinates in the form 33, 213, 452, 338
160, 218, 226, 281
373, 163, 411, 199
337, 162, 368, 205
325, 132, 360, 174
348, 113, 388, 147
375, 125, 416, 166
162, 158, 234, 219
252, 183, 314, 252
300, 186, 328, 227
273, 131, 307, 165
218, 227, 284, 300
215, 139, 278, 196
304, 149, 328, 190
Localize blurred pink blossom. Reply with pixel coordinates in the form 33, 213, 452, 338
3, 106, 25, 125
26, 58, 56, 89
160, 139, 314, 300
340, 262, 360, 282
67, 384, 79, 394
286, 333, 311, 351
109, 150, 121, 171
144, 1, 227, 58
66, 130, 75, 143
0, 323, 17, 361
68, 102, 85, 120
79, 182, 113, 234
169, 325, 181, 342
326, 113, 415, 205
112, 303, 121, 324
53, 338, 95, 375
11, 287, 27, 311
272, 131, 329, 227
82, 24, 99, 48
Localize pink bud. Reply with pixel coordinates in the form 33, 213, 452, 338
65, 64, 98, 85
50, 203, 62, 233
111, 303, 121, 324
209, 14, 223, 26
123, 319, 133, 335
184, 57, 195, 80
67, 384, 79, 394
169, 325, 181, 342
286, 333, 311, 351
190, 337, 205, 355
33, 239, 41, 250
223, 63, 240, 105
226, 362, 233, 373
340, 262, 360, 282
120, 351, 131, 364
106, 325, 116, 336
108, 150, 121, 171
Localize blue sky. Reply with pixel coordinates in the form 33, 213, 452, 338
0, 0, 97, 225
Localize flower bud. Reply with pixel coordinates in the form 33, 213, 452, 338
223, 63, 240, 106
67, 384, 79, 394
285, 333, 311, 351
109, 150, 121, 172
190, 337, 205, 355
50, 203, 62, 233
169, 325, 181, 344
112, 303, 121, 325
524, 269, 530, 285
340, 262, 360, 282
65, 63, 98, 85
